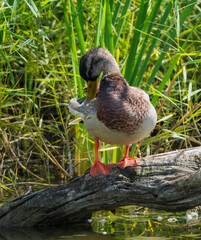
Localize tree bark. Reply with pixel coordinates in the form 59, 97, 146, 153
0, 146, 201, 227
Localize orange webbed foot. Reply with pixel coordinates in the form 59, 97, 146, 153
90, 161, 114, 177
115, 145, 137, 169
115, 157, 137, 169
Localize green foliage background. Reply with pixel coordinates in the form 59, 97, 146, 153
0, 0, 201, 192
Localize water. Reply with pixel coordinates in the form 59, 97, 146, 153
92, 207, 201, 239
0, 206, 200, 240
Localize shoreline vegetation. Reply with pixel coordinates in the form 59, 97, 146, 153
0, 0, 200, 197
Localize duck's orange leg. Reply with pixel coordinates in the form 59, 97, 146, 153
90, 140, 114, 177
116, 145, 137, 168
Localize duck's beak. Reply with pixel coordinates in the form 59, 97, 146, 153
86, 79, 98, 99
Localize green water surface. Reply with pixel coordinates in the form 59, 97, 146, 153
0, 206, 200, 240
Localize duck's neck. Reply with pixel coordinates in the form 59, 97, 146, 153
102, 56, 121, 76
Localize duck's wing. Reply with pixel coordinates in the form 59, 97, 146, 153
97, 74, 152, 135
68, 97, 97, 120
130, 86, 150, 102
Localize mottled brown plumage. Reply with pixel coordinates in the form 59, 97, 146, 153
97, 73, 150, 135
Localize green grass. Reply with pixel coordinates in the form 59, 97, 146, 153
0, 0, 201, 195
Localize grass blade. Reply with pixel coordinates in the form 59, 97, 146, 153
77, 0, 84, 35
95, 0, 104, 47
0, 49, 15, 85
23, 0, 40, 18
61, 0, 84, 97
70, 0, 86, 55
124, 0, 149, 82
105, 0, 114, 53
113, 0, 132, 50
101, 0, 107, 47
112, 0, 121, 25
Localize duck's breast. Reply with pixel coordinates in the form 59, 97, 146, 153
84, 100, 157, 145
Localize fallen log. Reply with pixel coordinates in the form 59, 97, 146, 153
0, 146, 201, 227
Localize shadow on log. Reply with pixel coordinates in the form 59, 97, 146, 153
0, 147, 201, 227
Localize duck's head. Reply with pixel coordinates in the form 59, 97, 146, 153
79, 47, 120, 99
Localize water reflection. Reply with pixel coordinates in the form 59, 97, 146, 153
0, 224, 118, 240
92, 207, 201, 239
0, 207, 200, 240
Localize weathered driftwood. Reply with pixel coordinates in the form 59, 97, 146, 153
0, 146, 201, 227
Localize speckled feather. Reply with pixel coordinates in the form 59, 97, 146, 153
97, 73, 151, 135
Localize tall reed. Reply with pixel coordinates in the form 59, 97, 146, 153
0, 0, 200, 193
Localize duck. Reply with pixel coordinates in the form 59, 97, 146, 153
69, 47, 157, 177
